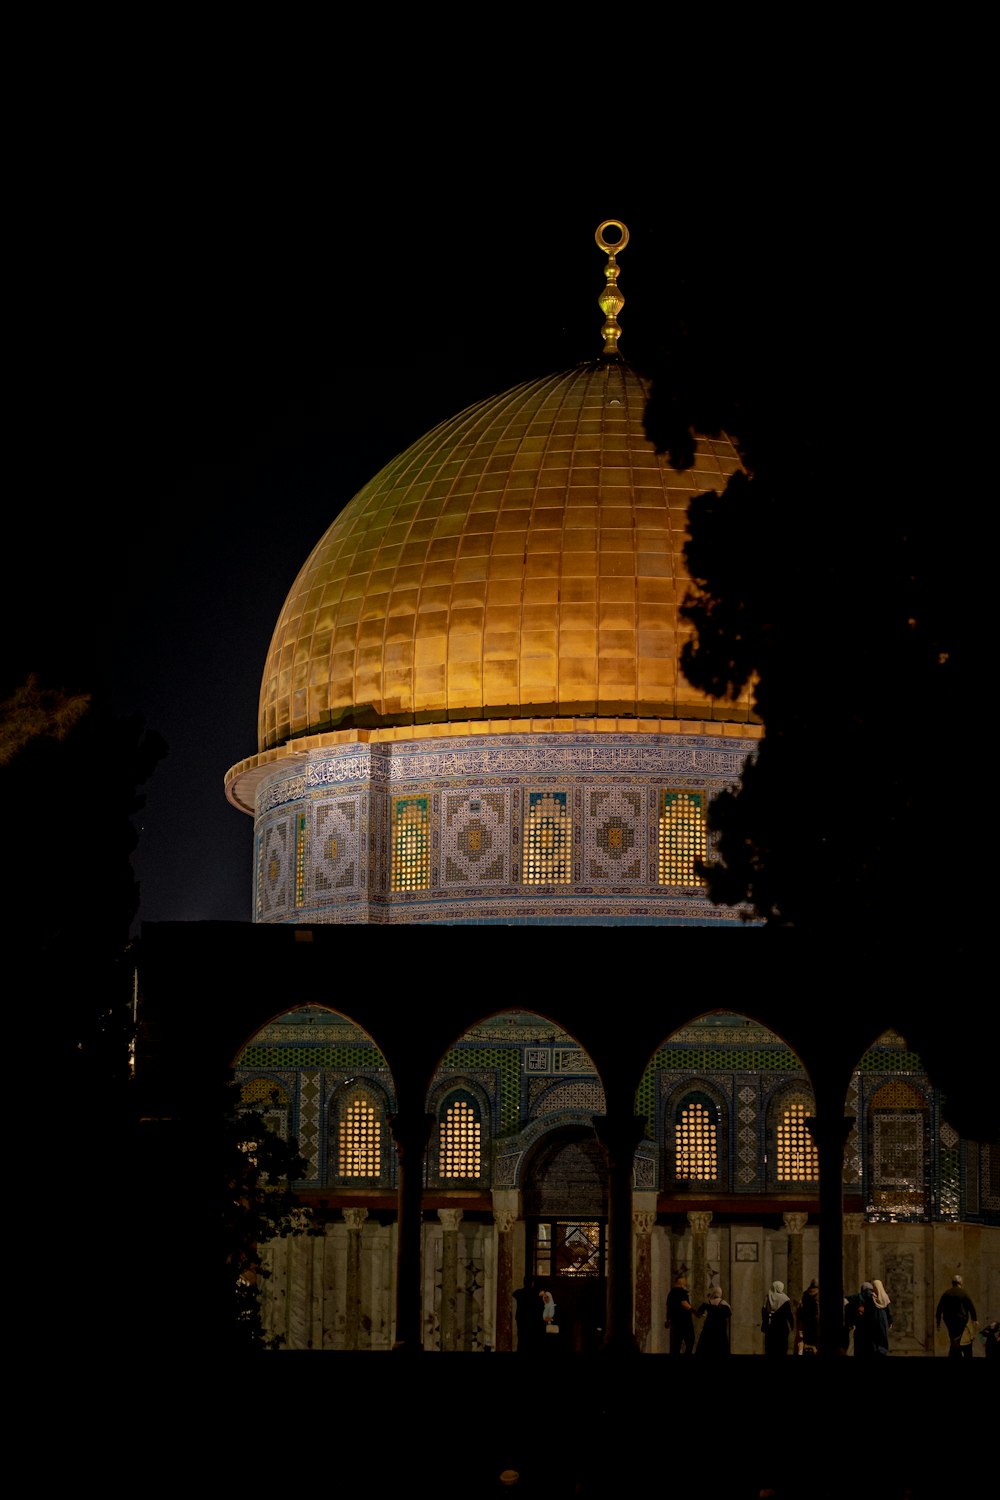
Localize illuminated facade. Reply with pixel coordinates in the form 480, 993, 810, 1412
201, 224, 998, 1362
224, 224, 761, 924
232, 1005, 999, 1354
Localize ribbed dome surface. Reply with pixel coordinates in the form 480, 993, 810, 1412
258, 359, 750, 753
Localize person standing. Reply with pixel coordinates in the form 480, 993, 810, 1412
665, 1272, 695, 1355
694, 1285, 732, 1357
935, 1274, 978, 1359
513, 1279, 541, 1354
761, 1280, 795, 1356
870, 1278, 893, 1356
797, 1278, 820, 1355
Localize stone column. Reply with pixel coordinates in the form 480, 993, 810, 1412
343, 1207, 369, 1350
438, 1208, 464, 1352
632, 1207, 657, 1353
842, 1211, 865, 1352
783, 1211, 808, 1308
687, 1211, 712, 1306
805, 1112, 855, 1357
593, 1113, 647, 1354
493, 1204, 517, 1352
389, 1109, 434, 1352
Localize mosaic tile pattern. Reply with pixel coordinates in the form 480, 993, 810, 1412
939, 1140, 960, 1218
258, 817, 289, 919
441, 790, 510, 885
438, 1046, 521, 1136
315, 797, 363, 897
247, 732, 760, 924
845, 1073, 862, 1184
527, 1078, 606, 1118
736, 1080, 759, 1187
299, 1069, 321, 1180
586, 786, 645, 881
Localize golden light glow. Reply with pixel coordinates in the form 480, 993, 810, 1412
256, 363, 751, 752
439, 1098, 481, 1178
777, 1101, 819, 1182
338, 1096, 381, 1178
676, 1100, 718, 1181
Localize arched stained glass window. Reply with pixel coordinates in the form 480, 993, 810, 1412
675, 1094, 718, 1181
776, 1098, 819, 1182
338, 1094, 382, 1178
658, 790, 706, 886
869, 1078, 928, 1220
439, 1094, 482, 1179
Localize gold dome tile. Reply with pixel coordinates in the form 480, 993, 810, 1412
256, 360, 753, 751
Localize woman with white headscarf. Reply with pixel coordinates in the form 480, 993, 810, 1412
694, 1284, 732, 1357
869, 1278, 893, 1355
762, 1280, 795, 1356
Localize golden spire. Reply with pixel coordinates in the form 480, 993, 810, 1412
595, 219, 629, 356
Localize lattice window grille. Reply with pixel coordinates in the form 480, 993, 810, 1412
676, 1099, 718, 1181
522, 791, 572, 885
777, 1100, 819, 1182
390, 796, 431, 891
658, 789, 706, 886
439, 1097, 482, 1179
338, 1096, 382, 1178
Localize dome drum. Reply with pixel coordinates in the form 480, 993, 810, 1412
244, 727, 760, 926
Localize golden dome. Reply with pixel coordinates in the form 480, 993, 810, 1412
258, 358, 753, 754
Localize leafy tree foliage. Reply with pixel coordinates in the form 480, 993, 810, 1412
222, 1079, 312, 1350
641, 232, 992, 1138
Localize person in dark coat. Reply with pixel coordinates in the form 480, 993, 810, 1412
665, 1272, 695, 1355
935, 1274, 978, 1359
762, 1280, 795, 1355
870, 1278, 893, 1355
513, 1280, 542, 1353
694, 1285, 732, 1356
851, 1284, 875, 1356
797, 1278, 820, 1355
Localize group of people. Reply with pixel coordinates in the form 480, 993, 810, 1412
665, 1273, 732, 1356
519, 1269, 993, 1357
665, 1272, 896, 1356
843, 1279, 893, 1356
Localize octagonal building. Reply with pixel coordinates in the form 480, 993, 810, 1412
224, 222, 762, 924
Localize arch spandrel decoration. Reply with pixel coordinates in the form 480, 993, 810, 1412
233, 1003, 394, 1191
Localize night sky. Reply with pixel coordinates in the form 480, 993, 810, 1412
7, 80, 985, 937
15, 179, 711, 929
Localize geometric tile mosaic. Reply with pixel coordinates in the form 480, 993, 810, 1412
247, 731, 761, 925
315, 797, 363, 897
258, 817, 289, 919
441, 790, 510, 886
584, 786, 645, 881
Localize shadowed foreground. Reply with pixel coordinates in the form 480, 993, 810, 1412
95, 1350, 993, 1495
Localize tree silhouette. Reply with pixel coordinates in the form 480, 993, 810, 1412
641, 243, 992, 1139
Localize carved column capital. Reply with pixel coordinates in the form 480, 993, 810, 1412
687, 1211, 712, 1235
633, 1210, 657, 1236
343, 1207, 369, 1232
493, 1208, 517, 1235
438, 1208, 464, 1233
783, 1212, 808, 1235
843, 1213, 865, 1235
